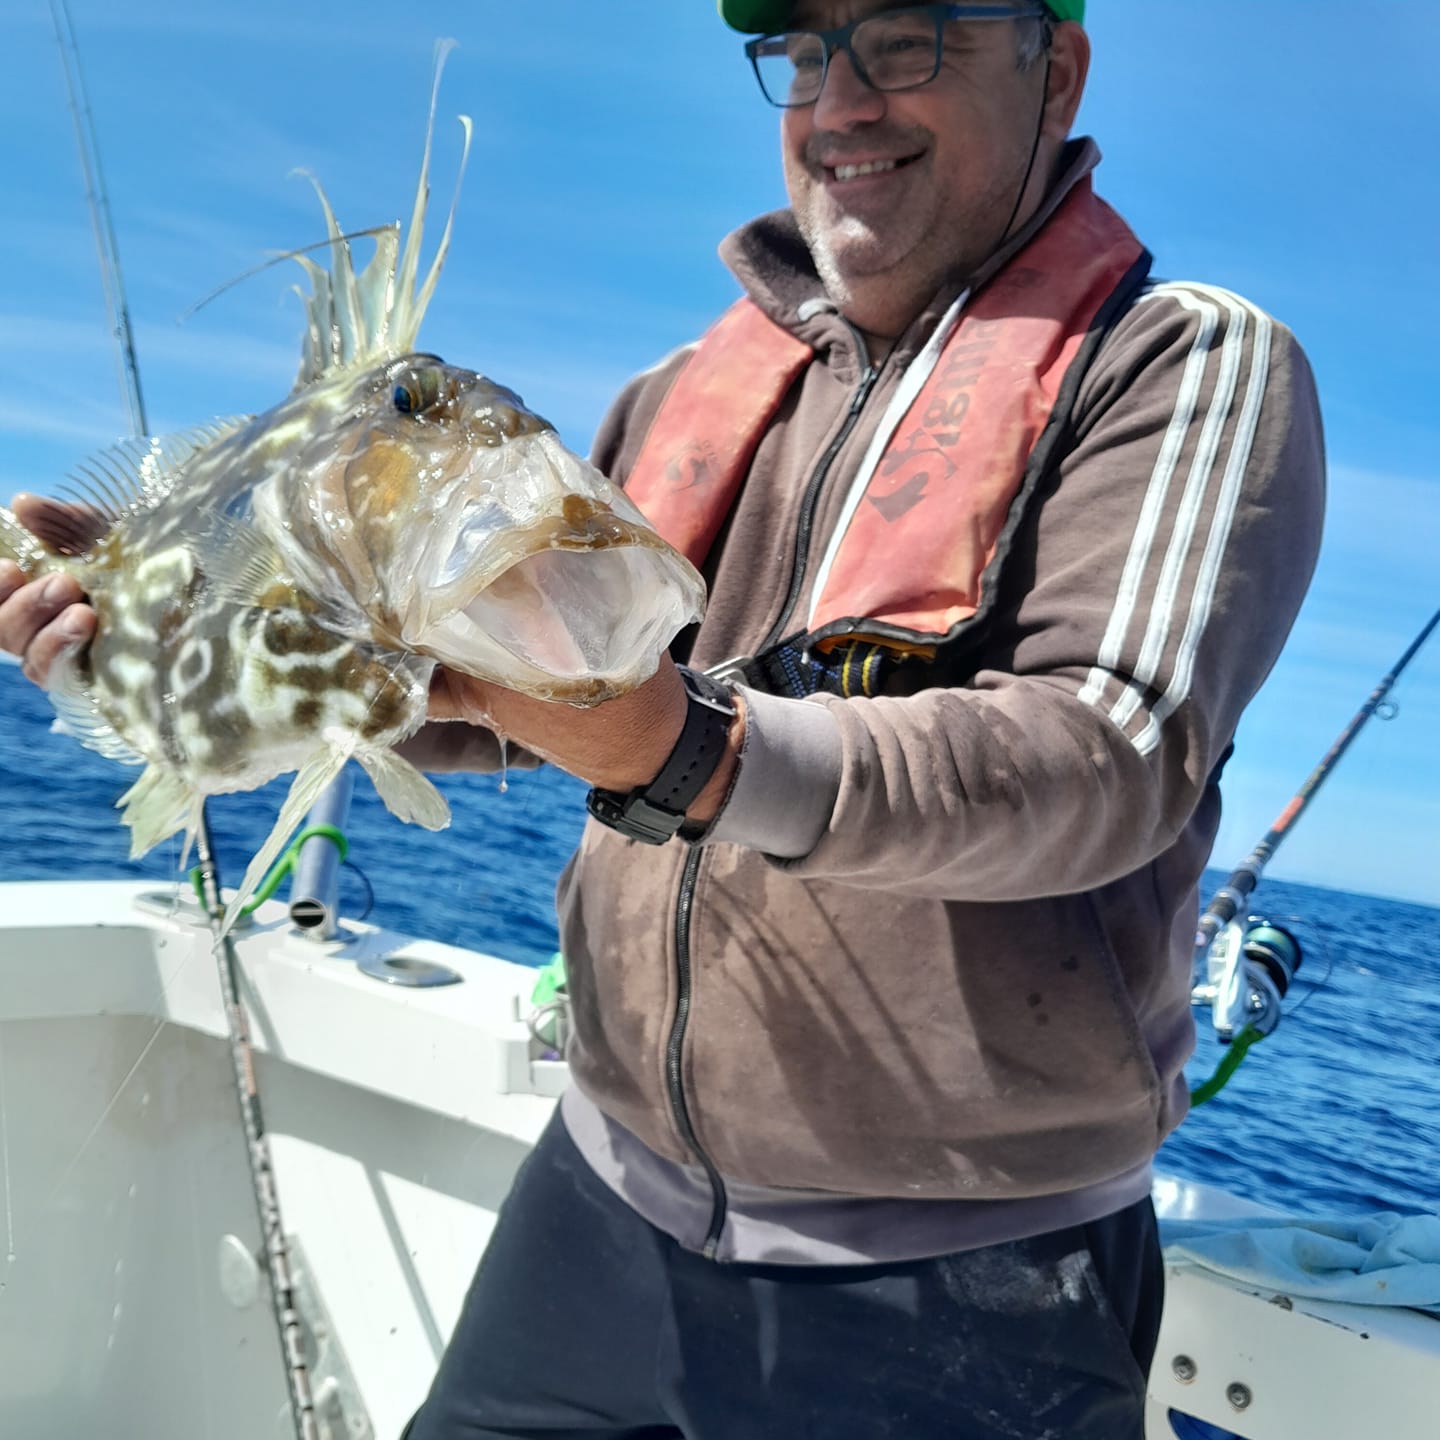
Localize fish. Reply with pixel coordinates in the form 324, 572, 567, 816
0, 47, 705, 932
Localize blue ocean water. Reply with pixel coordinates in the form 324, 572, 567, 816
2, 662, 1436, 1220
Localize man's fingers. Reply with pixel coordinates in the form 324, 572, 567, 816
0, 566, 84, 652
0, 559, 24, 605
0, 567, 93, 687
12, 492, 109, 555
19, 603, 97, 687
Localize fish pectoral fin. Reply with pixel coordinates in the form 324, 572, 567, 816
118, 766, 200, 858
357, 747, 451, 830
219, 743, 355, 939
49, 657, 145, 765
191, 511, 293, 609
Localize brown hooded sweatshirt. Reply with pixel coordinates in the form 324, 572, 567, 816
425, 141, 1327, 1264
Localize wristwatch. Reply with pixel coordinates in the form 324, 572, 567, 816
586, 666, 738, 844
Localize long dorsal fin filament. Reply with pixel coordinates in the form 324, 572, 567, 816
289, 38, 468, 392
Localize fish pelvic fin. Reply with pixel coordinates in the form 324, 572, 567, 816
289, 40, 470, 391
219, 740, 355, 939
117, 766, 203, 859
356, 746, 451, 830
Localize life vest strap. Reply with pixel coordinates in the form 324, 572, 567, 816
710, 637, 912, 700
626, 302, 813, 568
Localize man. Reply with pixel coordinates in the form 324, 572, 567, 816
1, 2, 1324, 1435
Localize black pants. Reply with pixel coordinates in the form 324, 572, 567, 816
405, 1114, 1163, 1439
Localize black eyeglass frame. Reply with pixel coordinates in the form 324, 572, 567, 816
744, 2, 1050, 109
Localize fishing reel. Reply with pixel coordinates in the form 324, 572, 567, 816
1191, 917, 1303, 1043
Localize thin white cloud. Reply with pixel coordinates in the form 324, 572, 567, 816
0, 402, 123, 449
1324, 463, 1440, 565
0, 310, 296, 385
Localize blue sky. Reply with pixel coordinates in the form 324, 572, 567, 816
1, 1, 1436, 904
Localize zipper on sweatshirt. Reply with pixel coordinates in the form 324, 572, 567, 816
762, 320, 881, 649
666, 330, 882, 1262
664, 846, 729, 1259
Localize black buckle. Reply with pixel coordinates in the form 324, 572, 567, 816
585, 787, 687, 846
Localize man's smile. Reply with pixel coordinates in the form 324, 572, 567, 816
820, 150, 925, 187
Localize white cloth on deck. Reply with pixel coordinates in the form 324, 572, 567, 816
1161, 1212, 1440, 1314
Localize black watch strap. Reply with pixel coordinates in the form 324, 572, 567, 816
586, 666, 737, 845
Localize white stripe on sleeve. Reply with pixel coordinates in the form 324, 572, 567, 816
1077, 283, 1274, 754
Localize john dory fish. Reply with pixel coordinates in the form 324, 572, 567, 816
0, 52, 705, 928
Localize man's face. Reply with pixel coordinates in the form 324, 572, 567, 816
780, 1, 1055, 334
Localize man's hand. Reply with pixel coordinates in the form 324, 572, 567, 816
0, 495, 104, 686
430, 656, 744, 826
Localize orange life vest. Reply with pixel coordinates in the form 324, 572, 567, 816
626, 181, 1150, 696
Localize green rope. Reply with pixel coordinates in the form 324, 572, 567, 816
1189, 1024, 1265, 1106
190, 824, 350, 917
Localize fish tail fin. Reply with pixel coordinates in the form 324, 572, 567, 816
356, 745, 451, 830
0, 507, 44, 576
218, 742, 354, 939
118, 766, 202, 858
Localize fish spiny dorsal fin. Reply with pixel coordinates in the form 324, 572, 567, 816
292, 255, 336, 383
288, 38, 469, 392
388, 38, 466, 349
408, 114, 473, 340
357, 224, 401, 351
299, 171, 365, 366
58, 419, 250, 541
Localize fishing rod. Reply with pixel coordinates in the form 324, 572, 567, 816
1196, 604, 1440, 956
50, 0, 147, 437
1190, 603, 1440, 1100
49, 4, 319, 1433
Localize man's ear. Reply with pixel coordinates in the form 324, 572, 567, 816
1042, 22, 1091, 140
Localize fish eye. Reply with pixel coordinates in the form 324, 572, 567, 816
392, 366, 442, 417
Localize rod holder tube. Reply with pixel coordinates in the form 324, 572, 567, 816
289, 767, 355, 939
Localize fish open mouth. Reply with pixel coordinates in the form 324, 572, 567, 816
445, 544, 693, 699
412, 498, 704, 702
371, 427, 706, 702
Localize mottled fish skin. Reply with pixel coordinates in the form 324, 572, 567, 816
57, 394, 438, 800
0, 49, 705, 929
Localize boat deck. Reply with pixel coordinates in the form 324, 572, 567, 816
1, 881, 1435, 1438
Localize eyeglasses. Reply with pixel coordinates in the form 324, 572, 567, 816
745, 3, 1049, 109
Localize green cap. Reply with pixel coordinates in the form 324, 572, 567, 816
718, 1, 1084, 32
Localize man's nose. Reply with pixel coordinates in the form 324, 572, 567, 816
812, 47, 887, 126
